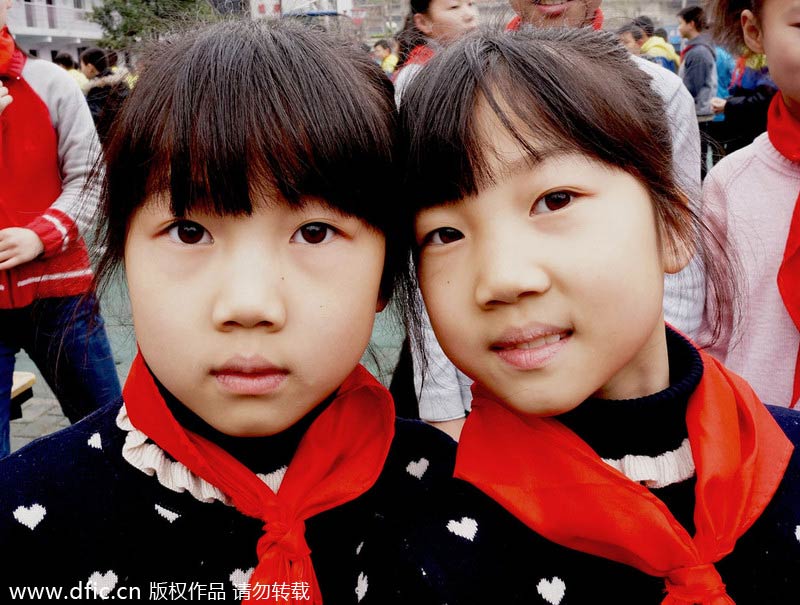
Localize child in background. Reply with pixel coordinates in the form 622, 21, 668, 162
710, 52, 777, 154
392, 0, 478, 103
0, 19, 456, 603
394, 27, 800, 603
703, 0, 800, 408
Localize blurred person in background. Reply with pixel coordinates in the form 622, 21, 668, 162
373, 38, 399, 75
392, 0, 478, 103
53, 51, 88, 88
677, 5, 718, 176
616, 22, 645, 55
633, 15, 680, 73
0, 4, 121, 458
80, 46, 130, 143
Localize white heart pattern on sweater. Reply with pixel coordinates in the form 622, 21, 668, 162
446, 517, 478, 541
13, 503, 46, 530
537, 576, 566, 604
229, 568, 254, 589
87, 432, 102, 450
87, 570, 118, 596
406, 457, 429, 479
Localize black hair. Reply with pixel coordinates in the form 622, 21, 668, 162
398, 26, 737, 347
53, 52, 77, 69
374, 39, 392, 51
632, 15, 655, 36
654, 27, 670, 40
677, 6, 707, 31
93, 18, 402, 301
80, 47, 108, 73
617, 23, 645, 42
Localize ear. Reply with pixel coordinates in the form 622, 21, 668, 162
741, 9, 765, 54
414, 12, 434, 37
661, 224, 694, 275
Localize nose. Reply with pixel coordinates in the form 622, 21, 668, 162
473, 230, 551, 308
211, 245, 287, 331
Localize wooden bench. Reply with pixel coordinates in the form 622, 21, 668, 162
10, 371, 35, 420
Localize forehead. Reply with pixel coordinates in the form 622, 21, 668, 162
471, 94, 577, 178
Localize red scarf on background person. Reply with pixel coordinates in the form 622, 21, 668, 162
404, 44, 435, 67
770, 93, 800, 408
0, 27, 16, 74
455, 348, 793, 604
123, 352, 396, 605
506, 8, 604, 31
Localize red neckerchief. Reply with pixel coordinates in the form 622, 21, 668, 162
0, 27, 16, 75
405, 44, 435, 67
770, 93, 800, 408
455, 347, 792, 604
123, 351, 395, 605
731, 55, 747, 88
506, 8, 604, 31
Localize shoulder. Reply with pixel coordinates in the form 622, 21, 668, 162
379, 418, 457, 491
764, 405, 800, 495
394, 64, 423, 102
22, 57, 82, 99
767, 405, 800, 441
632, 55, 691, 106
85, 70, 129, 94
710, 133, 796, 186
0, 401, 124, 493
0, 401, 134, 557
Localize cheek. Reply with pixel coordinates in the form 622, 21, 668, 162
307, 247, 384, 339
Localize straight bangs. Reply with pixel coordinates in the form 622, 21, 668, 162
98, 18, 397, 262
399, 27, 677, 213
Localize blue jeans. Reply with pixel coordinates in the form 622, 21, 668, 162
0, 295, 122, 457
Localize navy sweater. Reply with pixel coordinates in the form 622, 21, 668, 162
0, 393, 457, 603
395, 331, 800, 604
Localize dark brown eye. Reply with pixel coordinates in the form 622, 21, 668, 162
292, 223, 335, 244
167, 221, 211, 245
533, 191, 574, 214
427, 227, 464, 246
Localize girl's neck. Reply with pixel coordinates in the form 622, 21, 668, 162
557, 327, 703, 460
156, 379, 330, 474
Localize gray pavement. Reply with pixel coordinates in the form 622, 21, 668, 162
9, 284, 405, 453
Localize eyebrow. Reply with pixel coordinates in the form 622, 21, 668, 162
490, 148, 568, 183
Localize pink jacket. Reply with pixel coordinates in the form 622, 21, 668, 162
703, 132, 800, 407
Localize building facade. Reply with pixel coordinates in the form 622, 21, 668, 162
6, 0, 103, 62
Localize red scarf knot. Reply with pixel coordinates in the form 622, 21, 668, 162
258, 519, 310, 560
663, 563, 732, 605
122, 352, 396, 605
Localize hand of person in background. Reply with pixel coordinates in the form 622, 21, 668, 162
0, 85, 12, 114
711, 96, 727, 114
0, 228, 45, 270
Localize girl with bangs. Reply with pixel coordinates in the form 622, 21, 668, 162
0, 19, 457, 603
395, 27, 800, 604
